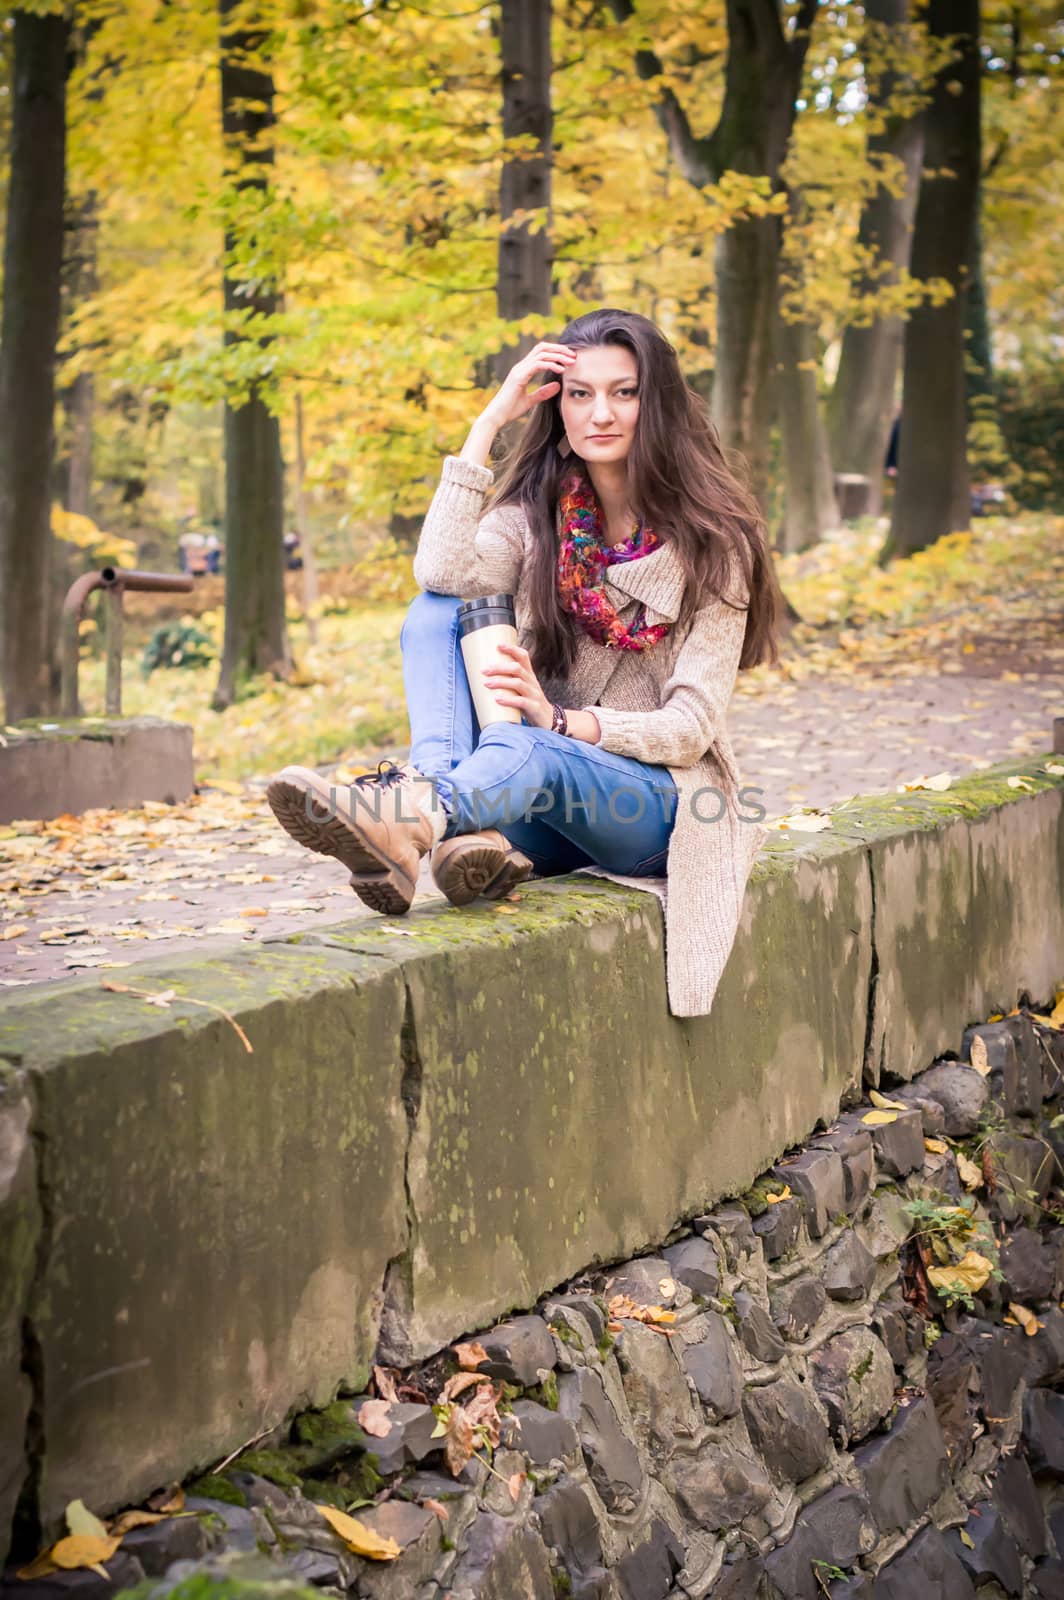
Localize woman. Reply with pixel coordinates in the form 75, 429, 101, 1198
267, 308, 783, 1018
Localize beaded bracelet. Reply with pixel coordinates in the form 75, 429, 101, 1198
550, 702, 569, 737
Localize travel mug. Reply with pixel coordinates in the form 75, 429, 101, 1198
457, 595, 522, 728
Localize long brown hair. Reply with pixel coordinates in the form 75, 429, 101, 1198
485, 308, 783, 683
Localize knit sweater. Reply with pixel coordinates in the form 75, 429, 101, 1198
412, 454, 769, 1019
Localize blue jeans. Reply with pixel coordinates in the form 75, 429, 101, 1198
401, 591, 677, 877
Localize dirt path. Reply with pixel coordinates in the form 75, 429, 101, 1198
2, 668, 1060, 988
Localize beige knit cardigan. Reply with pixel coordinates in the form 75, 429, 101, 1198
412, 455, 769, 1019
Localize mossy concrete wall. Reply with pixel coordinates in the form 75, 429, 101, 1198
0, 755, 1060, 1559
0, 716, 194, 823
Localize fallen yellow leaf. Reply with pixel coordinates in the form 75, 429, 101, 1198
969, 1035, 990, 1076
65, 1501, 108, 1540
1, 924, 27, 940
862, 1109, 898, 1126
870, 1089, 909, 1112
956, 1152, 982, 1190
925, 1137, 949, 1154
927, 1250, 994, 1296
1009, 1302, 1044, 1338
765, 1186, 792, 1205
51, 1533, 123, 1575
313, 1504, 401, 1561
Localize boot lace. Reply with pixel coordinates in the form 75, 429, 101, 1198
349, 759, 410, 793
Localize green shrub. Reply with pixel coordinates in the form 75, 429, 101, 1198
141, 621, 217, 677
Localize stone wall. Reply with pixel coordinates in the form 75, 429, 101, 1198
9, 1006, 1064, 1600
0, 757, 1061, 1568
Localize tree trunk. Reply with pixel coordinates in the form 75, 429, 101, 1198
883, 0, 981, 560
213, 0, 289, 709
0, 13, 68, 723
293, 393, 320, 647
827, 0, 924, 509
608, 0, 818, 508
496, 0, 551, 381
775, 316, 839, 552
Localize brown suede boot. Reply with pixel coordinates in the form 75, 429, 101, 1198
265, 759, 445, 915
430, 828, 534, 907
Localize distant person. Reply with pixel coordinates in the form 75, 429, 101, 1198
283, 530, 303, 571
264, 308, 785, 1023
884, 409, 900, 478
205, 533, 222, 574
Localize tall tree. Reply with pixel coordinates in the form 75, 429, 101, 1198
882, 0, 981, 559
213, 0, 289, 710
608, 0, 818, 507
827, 0, 925, 511
497, 0, 552, 346
0, 9, 69, 722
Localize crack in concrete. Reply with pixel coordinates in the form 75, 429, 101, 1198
861, 844, 882, 1089
375, 976, 424, 1369
12, 1082, 51, 1561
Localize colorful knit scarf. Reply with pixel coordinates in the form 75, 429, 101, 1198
556, 471, 673, 652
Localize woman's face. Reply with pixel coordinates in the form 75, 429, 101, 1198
559, 343, 640, 466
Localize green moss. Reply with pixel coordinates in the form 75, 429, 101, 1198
596, 1330, 616, 1362
549, 1318, 580, 1348
186, 1473, 249, 1508
236, 1450, 304, 1491
290, 1400, 366, 1469
526, 1371, 559, 1411
351, 1455, 388, 1497
741, 1177, 792, 1218
552, 1570, 574, 1597
853, 1350, 873, 1385
300, 1478, 351, 1511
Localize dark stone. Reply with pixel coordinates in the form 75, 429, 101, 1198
672, 1444, 773, 1529
809, 1328, 896, 1447
775, 1150, 845, 1238
872, 1294, 924, 1370
682, 1312, 743, 1420
989, 1132, 1057, 1225
1024, 1387, 1064, 1477
770, 1275, 827, 1343
822, 1231, 877, 1302
357, 1401, 442, 1475
572, 1573, 621, 1600
812, 1123, 876, 1213
0, 1556, 147, 1600
962, 1020, 1041, 1117
743, 1377, 832, 1483
958, 1319, 1026, 1428
763, 1486, 875, 1600
1032, 1559, 1064, 1600
181, 1497, 262, 1554
992, 1453, 1046, 1559
478, 1315, 558, 1386
734, 1293, 787, 1365
446, 1511, 553, 1599
118, 1517, 212, 1576
753, 1198, 802, 1261
710, 1557, 769, 1598
399, 1469, 477, 1503
224, 1470, 290, 1512
283, 1549, 344, 1587
1021, 1305, 1064, 1384
544, 1294, 608, 1344
700, 1207, 756, 1268
945, 1502, 1023, 1595
556, 1368, 644, 1515
854, 1395, 948, 1533
509, 1399, 580, 1466
536, 1477, 604, 1579
614, 1518, 685, 1600
911, 1063, 988, 1137
926, 1335, 980, 1464
871, 1526, 975, 1600
663, 1235, 721, 1297
1001, 1226, 1056, 1302
867, 1107, 925, 1178
1042, 1023, 1064, 1100
827, 1581, 874, 1598
895, 1089, 946, 1136
604, 1257, 673, 1306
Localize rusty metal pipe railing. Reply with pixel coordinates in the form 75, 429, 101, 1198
61, 567, 196, 718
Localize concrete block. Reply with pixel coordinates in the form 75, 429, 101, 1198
0, 942, 409, 1536
0, 717, 194, 824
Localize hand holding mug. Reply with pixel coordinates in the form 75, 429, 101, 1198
481, 640, 554, 729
